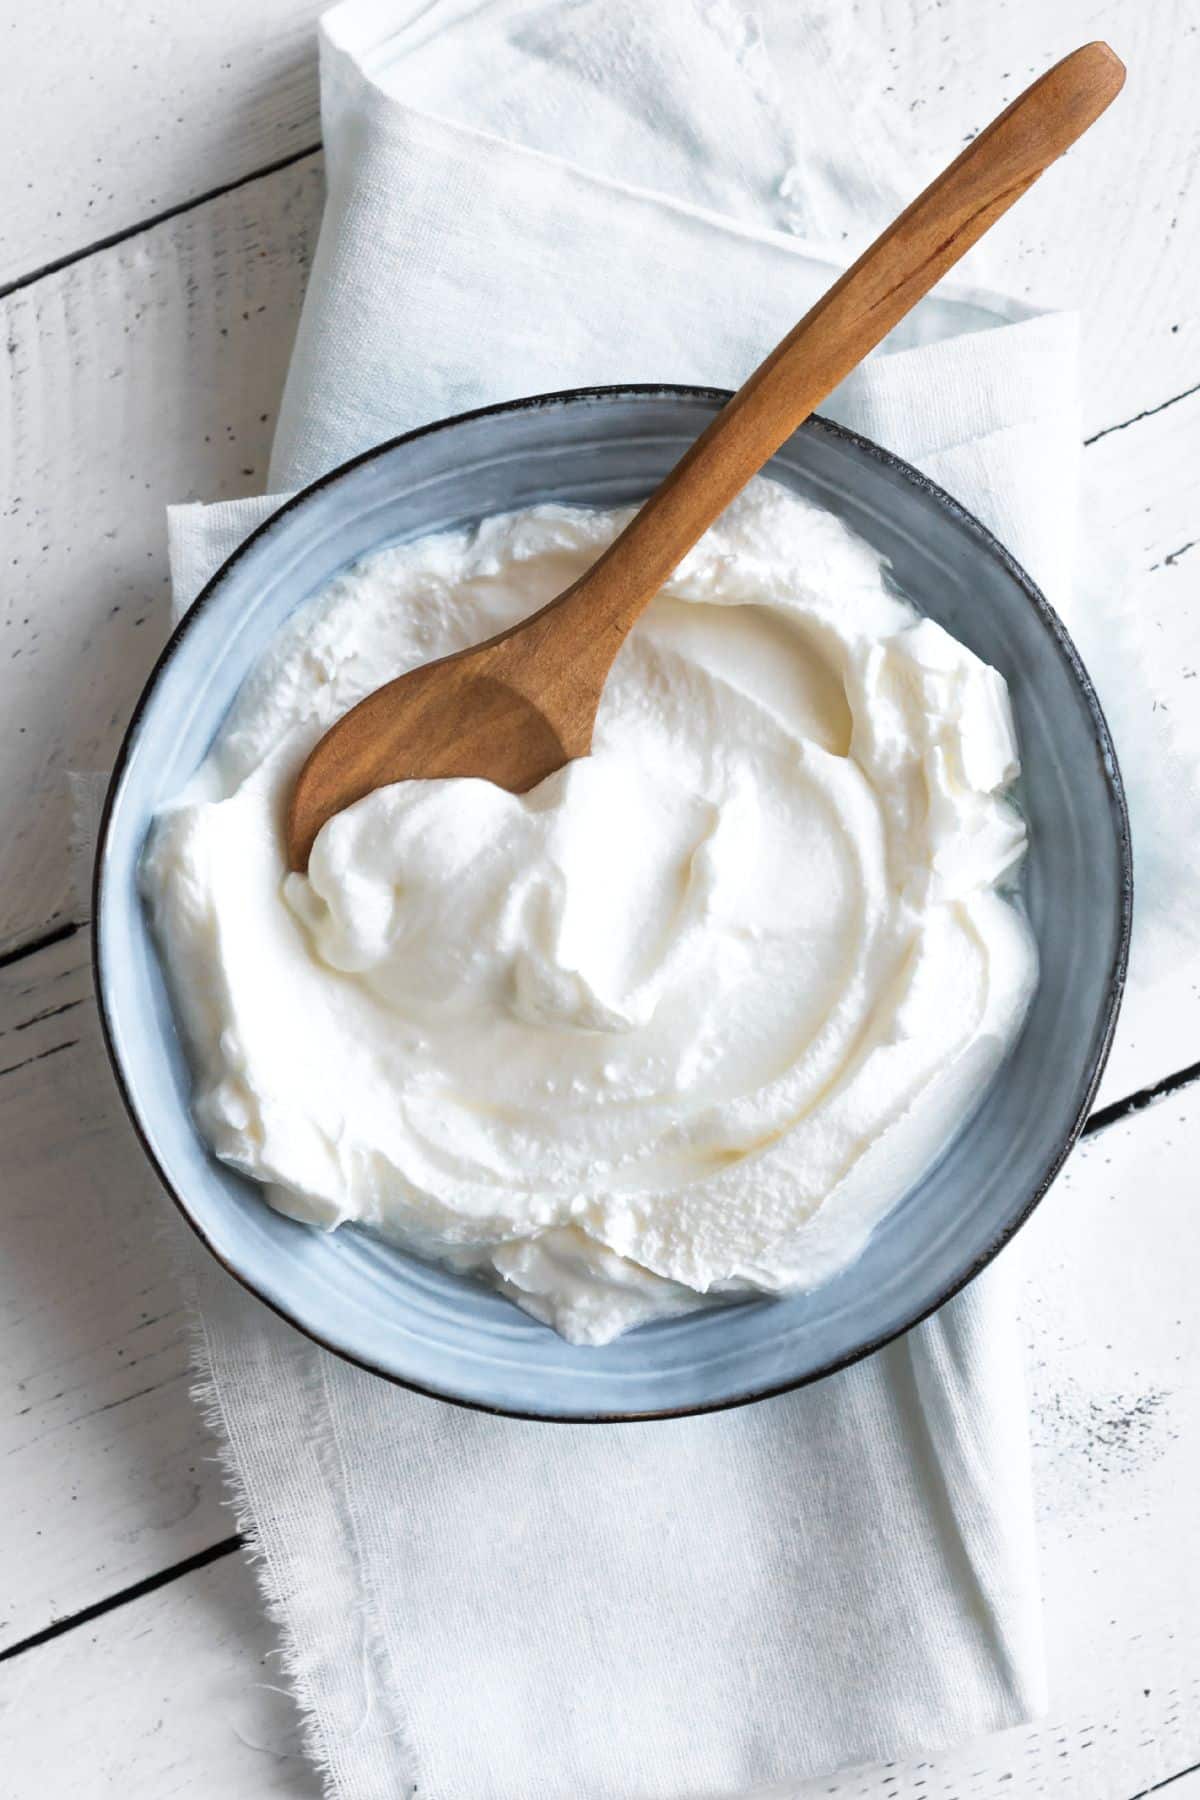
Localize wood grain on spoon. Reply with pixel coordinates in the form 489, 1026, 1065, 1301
286, 42, 1124, 871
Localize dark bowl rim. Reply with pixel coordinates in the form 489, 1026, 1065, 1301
92, 381, 1134, 1423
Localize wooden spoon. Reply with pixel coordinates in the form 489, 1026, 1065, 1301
286, 41, 1124, 870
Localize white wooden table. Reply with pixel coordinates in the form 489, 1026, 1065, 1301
2, 4, 1198, 1795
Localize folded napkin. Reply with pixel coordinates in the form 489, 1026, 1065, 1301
155, 8, 1080, 1795
124, 4, 1200, 1795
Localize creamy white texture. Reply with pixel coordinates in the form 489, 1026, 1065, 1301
143, 482, 1036, 1344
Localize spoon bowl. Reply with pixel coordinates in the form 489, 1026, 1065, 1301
287, 634, 589, 868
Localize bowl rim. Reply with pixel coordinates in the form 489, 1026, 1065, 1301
92, 381, 1134, 1422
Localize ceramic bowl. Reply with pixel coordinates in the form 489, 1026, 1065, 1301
94, 386, 1132, 1420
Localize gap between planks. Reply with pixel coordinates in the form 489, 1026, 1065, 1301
0, 921, 81, 974
0, 1534, 244, 1668
1129, 1764, 1200, 1799
0, 142, 322, 305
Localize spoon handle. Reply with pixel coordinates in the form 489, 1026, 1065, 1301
562, 41, 1124, 639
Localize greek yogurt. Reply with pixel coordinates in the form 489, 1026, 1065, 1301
143, 480, 1036, 1344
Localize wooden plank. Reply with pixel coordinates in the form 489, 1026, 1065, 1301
0, 154, 323, 953
1084, 385, 1200, 1105
2, 924, 1198, 1783
3, 325, 1195, 1095
0, 1552, 323, 1799
1, 0, 322, 287
0, 932, 228, 1653
2, 1085, 1199, 1796
2, 170, 1198, 1015
9, 0, 1194, 437
1, 1572, 1196, 1800
2, 1570, 1197, 1800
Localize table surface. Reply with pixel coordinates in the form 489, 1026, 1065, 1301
2, 3, 1199, 1796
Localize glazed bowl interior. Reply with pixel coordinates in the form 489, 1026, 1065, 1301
94, 387, 1130, 1420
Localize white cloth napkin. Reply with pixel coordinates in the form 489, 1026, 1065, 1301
154, 3, 1123, 1793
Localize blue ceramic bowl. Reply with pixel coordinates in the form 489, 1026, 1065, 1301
94, 387, 1131, 1420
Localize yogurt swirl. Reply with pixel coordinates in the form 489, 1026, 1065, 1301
144, 481, 1036, 1343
